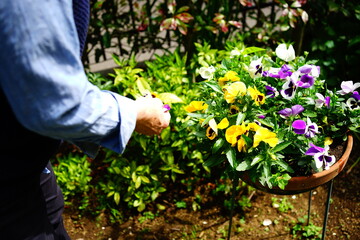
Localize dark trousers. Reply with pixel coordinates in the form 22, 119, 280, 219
0, 162, 70, 240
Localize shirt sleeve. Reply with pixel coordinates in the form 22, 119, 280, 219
0, 0, 137, 156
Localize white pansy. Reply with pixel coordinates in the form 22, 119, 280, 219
248, 58, 263, 78
230, 49, 241, 58
199, 66, 216, 79
337, 80, 360, 95
275, 44, 295, 62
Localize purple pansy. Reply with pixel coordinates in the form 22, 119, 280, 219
291, 64, 320, 89
298, 65, 320, 77
305, 143, 335, 170
163, 104, 171, 112
292, 118, 318, 138
346, 91, 360, 110
296, 74, 314, 88
315, 93, 331, 108
265, 85, 278, 98
280, 78, 297, 99
264, 64, 293, 79
278, 105, 304, 117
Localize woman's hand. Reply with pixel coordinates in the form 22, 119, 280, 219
134, 97, 171, 135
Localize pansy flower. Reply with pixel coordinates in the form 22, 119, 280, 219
199, 66, 216, 79
206, 118, 230, 140
184, 101, 208, 113
230, 49, 241, 58
292, 118, 318, 138
305, 143, 335, 170
253, 127, 278, 148
337, 81, 360, 95
263, 65, 292, 79
278, 104, 304, 117
248, 58, 263, 78
296, 74, 315, 88
206, 126, 217, 140
280, 78, 297, 99
218, 70, 240, 85
248, 87, 265, 105
346, 91, 360, 110
298, 65, 320, 78
225, 124, 249, 152
229, 105, 240, 114
223, 81, 247, 103
264, 85, 278, 98
288, 65, 320, 89
275, 43, 295, 62
315, 93, 330, 108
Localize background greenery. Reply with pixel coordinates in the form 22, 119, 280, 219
52, 0, 360, 229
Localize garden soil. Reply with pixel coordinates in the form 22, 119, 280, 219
63, 138, 360, 240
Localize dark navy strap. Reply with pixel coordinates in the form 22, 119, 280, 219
72, 0, 90, 55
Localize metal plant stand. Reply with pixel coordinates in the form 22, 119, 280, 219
306, 179, 334, 240
227, 178, 335, 240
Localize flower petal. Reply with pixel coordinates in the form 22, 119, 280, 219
292, 120, 306, 134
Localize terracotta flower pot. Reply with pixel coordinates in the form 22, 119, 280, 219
239, 134, 354, 195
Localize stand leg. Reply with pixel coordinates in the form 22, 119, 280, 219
307, 190, 313, 225
322, 179, 334, 240
227, 172, 239, 240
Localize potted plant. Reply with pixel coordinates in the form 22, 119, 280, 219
185, 43, 359, 194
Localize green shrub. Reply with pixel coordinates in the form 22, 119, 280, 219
52, 154, 92, 210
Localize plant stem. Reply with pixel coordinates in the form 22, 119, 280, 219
227, 171, 239, 240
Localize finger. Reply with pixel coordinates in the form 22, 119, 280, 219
163, 112, 171, 124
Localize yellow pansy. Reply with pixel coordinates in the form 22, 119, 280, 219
248, 122, 261, 131
248, 87, 265, 105
218, 71, 240, 85
237, 137, 247, 152
253, 127, 278, 148
229, 105, 240, 115
184, 101, 208, 113
225, 124, 249, 152
206, 126, 217, 140
223, 82, 247, 103
217, 118, 229, 129
324, 137, 333, 146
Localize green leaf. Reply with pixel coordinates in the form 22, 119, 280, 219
156, 204, 166, 210
275, 160, 294, 173
140, 176, 151, 184
135, 176, 142, 189
203, 81, 223, 94
114, 192, 120, 205
139, 137, 147, 150
303, 111, 317, 117
236, 160, 252, 171
236, 112, 246, 125
250, 155, 264, 166
187, 113, 208, 119
157, 187, 167, 193
241, 47, 266, 55
212, 138, 225, 154
271, 142, 291, 153
172, 168, 185, 174
136, 77, 151, 96
225, 147, 236, 168
276, 174, 291, 189
201, 115, 215, 127
203, 155, 225, 167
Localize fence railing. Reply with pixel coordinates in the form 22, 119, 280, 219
84, 0, 305, 72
